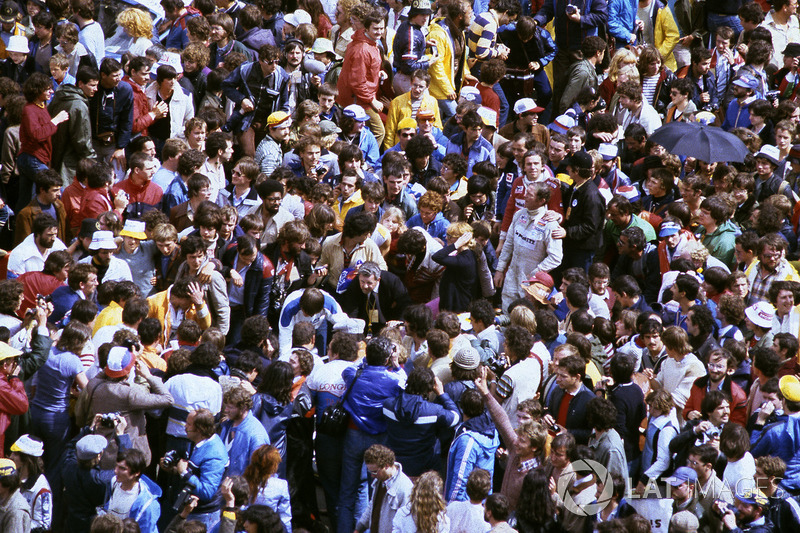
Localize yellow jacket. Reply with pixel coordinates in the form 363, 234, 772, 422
334, 189, 364, 223
93, 301, 123, 335
0, 22, 26, 60
426, 17, 470, 101
384, 92, 442, 150
147, 289, 212, 342
653, 3, 681, 71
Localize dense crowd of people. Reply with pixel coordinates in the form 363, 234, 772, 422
6, 0, 800, 532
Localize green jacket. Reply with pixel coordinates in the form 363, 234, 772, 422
48, 84, 96, 184
700, 219, 739, 270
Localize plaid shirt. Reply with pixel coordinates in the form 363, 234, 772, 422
467, 11, 500, 61
518, 457, 540, 473
748, 259, 796, 305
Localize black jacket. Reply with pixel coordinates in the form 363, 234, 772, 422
546, 383, 596, 444
337, 270, 411, 336
562, 178, 605, 252
221, 246, 273, 318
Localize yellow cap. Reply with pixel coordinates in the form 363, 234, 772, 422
0, 341, 22, 362
780, 374, 800, 402
397, 117, 417, 131
267, 111, 291, 127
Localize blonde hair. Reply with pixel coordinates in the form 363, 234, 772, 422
409, 472, 447, 533
616, 64, 640, 83
117, 8, 154, 39
380, 206, 406, 230
608, 48, 638, 82
510, 306, 537, 335
447, 221, 479, 252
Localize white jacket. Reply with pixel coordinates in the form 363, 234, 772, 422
144, 82, 194, 139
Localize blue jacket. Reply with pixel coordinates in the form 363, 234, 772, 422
218, 410, 270, 476
186, 434, 228, 512
407, 212, 450, 242
343, 363, 404, 435
445, 132, 496, 177
339, 129, 380, 170
103, 475, 161, 533
534, 0, 608, 52
607, 0, 637, 45
754, 413, 800, 469
722, 97, 753, 131
393, 21, 430, 75
382, 391, 460, 476
50, 286, 83, 324
251, 393, 293, 477
445, 411, 500, 502
89, 79, 134, 150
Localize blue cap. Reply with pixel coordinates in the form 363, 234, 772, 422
732, 74, 759, 91
665, 466, 698, 486
659, 221, 681, 237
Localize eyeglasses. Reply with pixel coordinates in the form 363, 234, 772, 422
262, 59, 280, 65
708, 363, 727, 371
400, 132, 415, 138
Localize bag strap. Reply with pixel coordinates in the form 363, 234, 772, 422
338, 364, 365, 405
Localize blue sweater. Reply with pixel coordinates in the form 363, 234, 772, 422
218, 411, 270, 477
186, 434, 229, 512
407, 212, 450, 242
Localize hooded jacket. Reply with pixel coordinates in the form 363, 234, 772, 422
427, 18, 469, 101
445, 411, 500, 502
122, 75, 154, 135
48, 83, 96, 179
102, 475, 162, 533
0, 375, 28, 455
337, 29, 382, 108
700, 219, 739, 270
382, 391, 460, 477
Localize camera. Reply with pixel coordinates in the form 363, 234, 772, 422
162, 449, 188, 468
99, 412, 120, 428
704, 426, 721, 440
766, 90, 780, 102
173, 482, 197, 511
565, 4, 577, 14
36, 294, 52, 304
121, 338, 142, 352
485, 351, 509, 378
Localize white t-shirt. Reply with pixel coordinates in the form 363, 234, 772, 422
107, 481, 140, 519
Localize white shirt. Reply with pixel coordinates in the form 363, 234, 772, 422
8, 234, 67, 277
78, 255, 133, 283
165, 373, 223, 437
201, 159, 227, 203
446, 501, 490, 533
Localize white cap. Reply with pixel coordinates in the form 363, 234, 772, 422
459, 86, 481, 103
513, 98, 543, 115
285, 9, 312, 27
6, 35, 28, 54
598, 143, 618, 160
745, 301, 776, 329
88, 230, 117, 251
477, 106, 497, 128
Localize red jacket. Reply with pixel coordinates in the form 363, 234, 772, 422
17, 271, 65, 317
682, 375, 748, 426
20, 102, 57, 164
113, 178, 164, 209
0, 375, 28, 455
80, 187, 115, 221
123, 76, 154, 136
62, 179, 87, 237
500, 173, 562, 233
337, 29, 382, 108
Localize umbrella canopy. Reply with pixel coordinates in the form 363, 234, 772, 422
648, 121, 750, 163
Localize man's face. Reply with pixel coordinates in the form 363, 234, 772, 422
606, 206, 629, 229
417, 115, 434, 134
366, 462, 392, 482
524, 154, 543, 179
643, 332, 663, 353
511, 139, 527, 163
465, 124, 482, 145
114, 461, 139, 486
686, 311, 700, 337
37, 227, 58, 249
8, 51, 27, 66
568, 135, 581, 154
210, 24, 227, 43
366, 20, 385, 41
777, 129, 793, 150
101, 69, 123, 89
188, 126, 207, 147
263, 192, 283, 214
385, 175, 404, 197
195, 186, 212, 203
670, 481, 692, 502
81, 273, 99, 296
709, 400, 730, 426
364, 198, 380, 213
687, 453, 707, 478
199, 226, 217, 242
419, 206, 437, 225
131, 65, 150, 87
34, 23, 50, 41
734, 500, 760, 524
695, 58, 712, 75
410, 78, 427, 100
524, 188, 541, 210
590, 277, 608, 295
760, 246, 782, 271
186, 251, 205, 273
260, 56, 278, 76
617, 235, 634, 257
707, 354, 729, 383
220, 141, 234, 162
776, 289, 795, 314
122, 236, 140, 254
756, 158, 775, 178
715, 35, 730, 54
156, 241, 176, 256
42, 185, 61, 204
185, 412, 200, 440
224, 402, 245, 422
137, 160, 158, 182
359, 273, 379, 294
271, 124, 290, 142
555, 367, 579, 391
548, 141, 567, 163
237, 250, 256, 268
619, 95, 635, 111
301, 145, 321, 171
319, 93, 335, 113
340, 176, 357, 199
95, 249, 113, 266
398, 128, 416, 148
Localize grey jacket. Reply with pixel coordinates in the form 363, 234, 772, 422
0, 489, 31, 533
48, 83, 97, 183
176, 259, 231, 335
559, 58, 599, 113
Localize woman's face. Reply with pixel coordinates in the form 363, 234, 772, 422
647, 59, 661, 76
336, 5, 347, 25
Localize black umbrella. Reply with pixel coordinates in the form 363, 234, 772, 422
648, 121, 750, 163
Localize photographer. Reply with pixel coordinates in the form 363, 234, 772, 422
61, 413, 132, 533
75, 345, 174, 469
160, 408, 228, 532
669, 389, 731, 474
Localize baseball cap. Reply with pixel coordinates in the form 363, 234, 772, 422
788, 144, 800, 164
598, 143, 618, 160
780, 375, 800, 402
267, 111, 291, 128
79, 218, 100, 239
785, 42, 800, 57
319, 120, 341, 136
10, 434, 44, 457
397, 117, 418, 131
665, 466, 698, 486
732, 74, 759, 91
0, 458, 16, 478
659, 221, 681, 238
76, 434, 108, 460
477, 106, 497, 128
548, 114, 576, 135
284, 9, 312, 27
104, 346, 136, 378
459, 86, 481, 104
514, 98, 544, 115
755, 145, 781, 166
522, 271, 554, 305
343, 104, 369, 122
417, 108, 436, 120
736, 488, 769, 507
568, 151, 593, 170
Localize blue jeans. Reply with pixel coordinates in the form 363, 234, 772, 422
29, 406, 71, 477
707, 13, 743, 44
17, 153, 49, 212
494, 82, 509, 128
336, 428, 385, 533
438, 98, 457, 125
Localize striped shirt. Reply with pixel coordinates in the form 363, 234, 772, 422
467, 11, 500, 61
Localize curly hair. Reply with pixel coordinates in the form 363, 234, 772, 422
243, 444, 283, 503
516, 469, 557, 529
117, 8, 153, 39
0, 280, 23, 315
304, 203, 336, 239
409, 471, 447, 533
